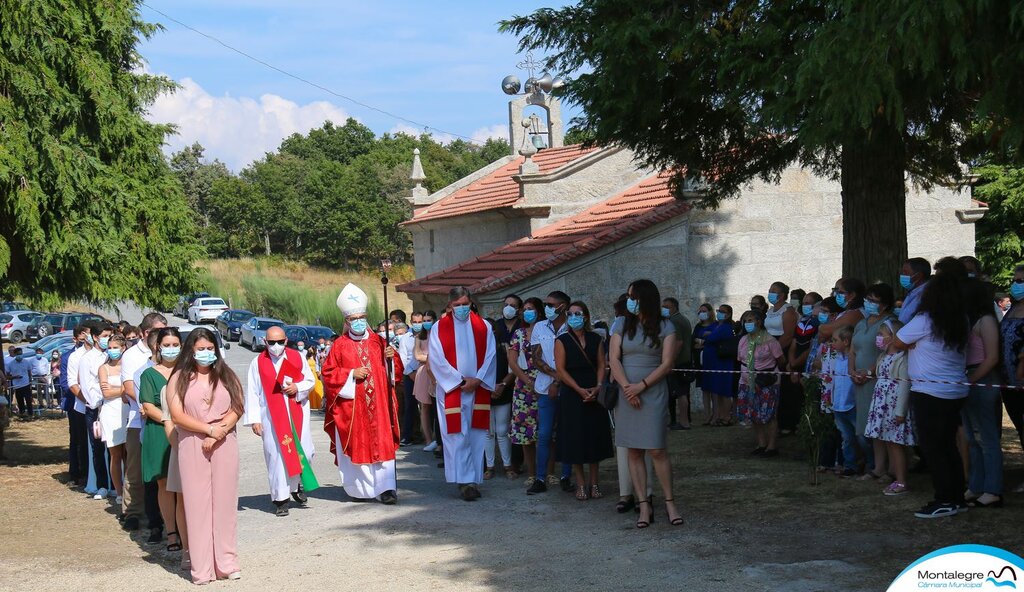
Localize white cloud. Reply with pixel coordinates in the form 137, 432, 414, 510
388, 123, 507, 147
147, 77, 350, 170
470, 124, 507, 145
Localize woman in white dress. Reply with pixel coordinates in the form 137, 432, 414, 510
98, 334, 129, 506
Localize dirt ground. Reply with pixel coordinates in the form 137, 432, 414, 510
1, 412, 1021, 592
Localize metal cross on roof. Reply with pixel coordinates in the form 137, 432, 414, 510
516, 51, 541, 79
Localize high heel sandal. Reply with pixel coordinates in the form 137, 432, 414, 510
664, 498, 684, 526
636, 500, 654, 529
166, 531, 182, 552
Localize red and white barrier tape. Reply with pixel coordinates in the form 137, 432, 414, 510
670, 367, 1024, 391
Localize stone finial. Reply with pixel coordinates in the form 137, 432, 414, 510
409, 147, 429, 204
519, 143, 540, 175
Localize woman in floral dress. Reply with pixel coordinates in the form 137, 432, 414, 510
508, 297, 542, 486
864, 320, 915, 495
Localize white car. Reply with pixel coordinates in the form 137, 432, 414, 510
187, 297, 229, 324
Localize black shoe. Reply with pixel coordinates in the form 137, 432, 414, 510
274, 500, 290, 517
458, 485, 477, 501
616, 496, 637, 514
379, 490, 398, 505
399, 439, 413, 447
761, 448, 780, 458
466, 485, 481, 500
839, 468, 858, 477
433, 449, 443, 458
292, 486, 308, 505
146, 526, 163, 544
526, 479, 548, 495
122, 517, 140, 531
749, 446, 766, 456
437, 461, 445, 468
914, 501, 958, 519
560, 477, 573, 492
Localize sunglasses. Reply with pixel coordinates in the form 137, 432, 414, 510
567, 311, 585, 318
265, 339, 287, 346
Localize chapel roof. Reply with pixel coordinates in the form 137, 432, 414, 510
398, 171, 691, 295
404, 144, 601, 224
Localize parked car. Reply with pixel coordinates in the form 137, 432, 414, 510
26, 312, 106, 341
31, 331, 74, 352
301, 325, 336, 344
1, 302, 30, 313
188, 297, 229, 325
240, 317, 285, 351
215, 309, 256, 342
173, 292, 210, 318
1, 311, 42, 342
284, 325, 335, 349
177, 324, 230, 351
283, 325, 309, 349
28, 334, 76, 359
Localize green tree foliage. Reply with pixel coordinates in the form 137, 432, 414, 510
184, 120, 509, 268
0, 0, 201, 308
974, 165, 1024, 288
502, 1, 1024, 285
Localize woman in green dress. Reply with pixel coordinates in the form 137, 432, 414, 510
140, 327, 184, 553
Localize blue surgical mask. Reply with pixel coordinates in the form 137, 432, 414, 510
36, 354, 43, 360
350, 319, 368, 335
411, 323, 423, 333
98, 336, 109, 350
544, 305, 558, 321
661, 307, 670, 318
194, 350, 217, 367
106, 349, 123, 361
523, 310, 537, 324
899, 274, 913, 290
892, 307, 902, 317
453, 304, 471, 321
863, 301, 880, 316
1011, 282, 1024, 302
715, 311, 726, 321
801, 304, 813, 316
422, 321, 434, 331
567, 315, 585, 330
85, 334, 94, 345
161, 346, 181, 361
818, 312, 830, 324
626, 298, 640, 315
835, 293, 847, 309
767, 293, 779, 305
743, 322, 756, 333
697, 311, 709, 322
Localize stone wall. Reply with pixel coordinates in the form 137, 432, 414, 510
408, 212, 533, 279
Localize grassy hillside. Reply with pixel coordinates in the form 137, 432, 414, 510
197, 258, 414, 332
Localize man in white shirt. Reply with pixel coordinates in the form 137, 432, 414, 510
119, 312, 166, 532
7, 348, 33, 418
79, 321, 114, 499
526, 290, 573, 495
66, 324, 91, 488
398, 312, 422, 446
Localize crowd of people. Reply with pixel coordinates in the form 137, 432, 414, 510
2, 253, 1023, 584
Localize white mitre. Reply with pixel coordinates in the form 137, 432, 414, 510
337, 283, 368, 317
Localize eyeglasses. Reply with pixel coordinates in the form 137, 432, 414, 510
265, 339, 286, 346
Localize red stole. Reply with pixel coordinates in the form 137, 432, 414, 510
258, 348, 306, 478
437, 312, 490, 434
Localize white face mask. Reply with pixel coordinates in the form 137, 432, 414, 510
268, 343, 286, 357
502, 305, 518, 320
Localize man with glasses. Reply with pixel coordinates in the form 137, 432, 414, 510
243, 325, 318, 516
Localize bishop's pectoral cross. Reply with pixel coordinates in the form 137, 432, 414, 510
281, 434, 294, 454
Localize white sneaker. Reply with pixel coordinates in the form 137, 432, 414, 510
115, 495, 123, 505
227, 572, 241, 580
422, 441, 438, 452
93, 488, 108, 500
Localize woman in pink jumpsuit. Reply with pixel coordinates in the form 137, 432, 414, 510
168, 328, 244, 585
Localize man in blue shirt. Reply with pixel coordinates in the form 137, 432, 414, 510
898, 257, 931, 324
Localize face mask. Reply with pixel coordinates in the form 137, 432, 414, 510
350, 319, 368, 335
268, 343, 286, 357
318, 343, 327, 350
106, 349, 123, 361
967, 272, 976, 279
128, 338, 140, 347
661, 307, 670, 318
544, 305, 558, 321
715, 311, 726, 321
36, 354, 44, 360
863, 301, 880, 316
743, 322, 756, 334
1012, 282, 1024, 302
790, 299, 801, 309
801, 304, 813, 316
625, 298, 640, 315
893, 307, 902, 316
98, 336, 109, 350
422, 321, 434, 331
161, 346, 180, 361
194, 350, 217, 367
453, 304, 471, 322
818, 312, 830, 324
899, 274, 913, 290
567, 315, 585, 330
523, 310, 537, 324
697, 311, 709, 321
85, 334, 94, 345
835, 293, 847, 309
411, 323, 423, 334
767, 293, 779, 305
15, 356, 22, 362
377, 331, 387, 339
875, 335, 886, 350
502, 305, 518, 320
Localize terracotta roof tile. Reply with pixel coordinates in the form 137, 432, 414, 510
398, 171, 689, 295
405, 145, 600, 224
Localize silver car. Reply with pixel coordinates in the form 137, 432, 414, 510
1, 311, 42, 343
239, 317, 285, 351
177, 324, 230, 351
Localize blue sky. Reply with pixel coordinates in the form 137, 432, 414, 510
138, 0, 576, 170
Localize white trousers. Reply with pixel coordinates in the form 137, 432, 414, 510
437, 390, 486, 485
616, 446, 654, 497
485, 402, 512, 468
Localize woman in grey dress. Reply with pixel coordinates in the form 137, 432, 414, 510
850, 282, 896, 479
609, 279, 680, 528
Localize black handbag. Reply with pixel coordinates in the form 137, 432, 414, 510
569, 332, 619, 410
754, 366, 779, 387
